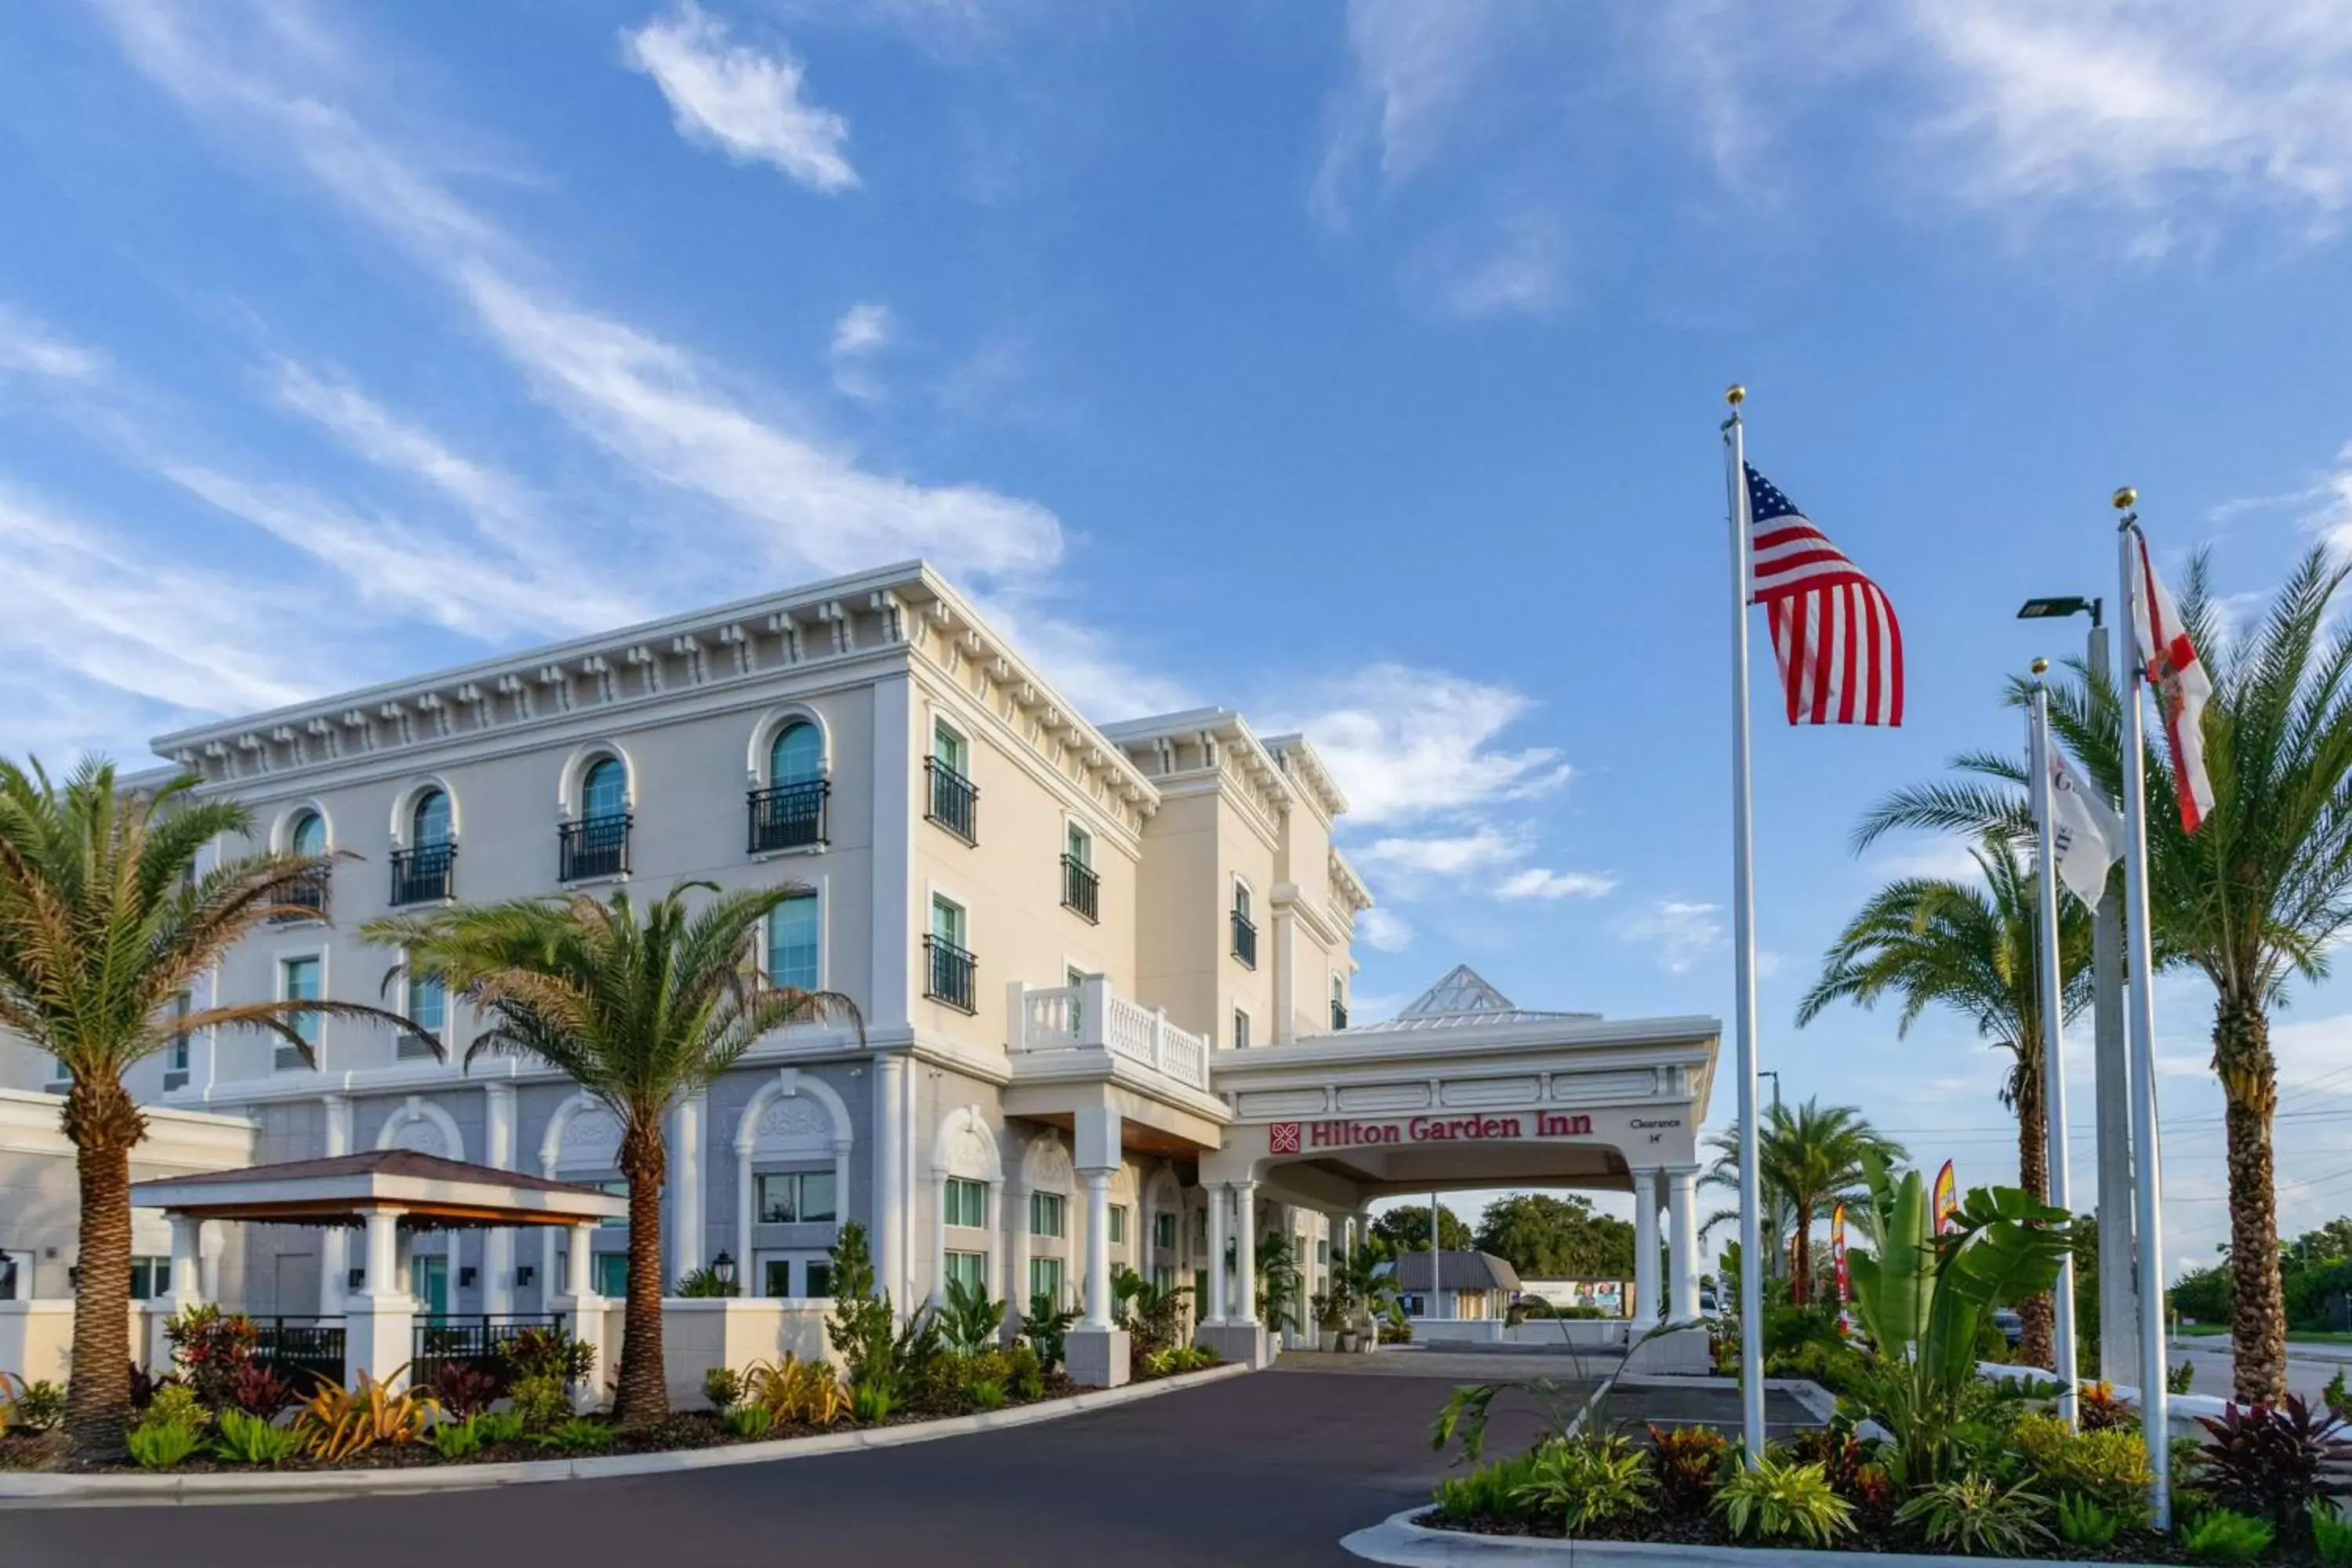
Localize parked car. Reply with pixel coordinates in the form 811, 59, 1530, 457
1991, 1307, 2024, 1348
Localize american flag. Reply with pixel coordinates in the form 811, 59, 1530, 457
1744, 463, 1904, 727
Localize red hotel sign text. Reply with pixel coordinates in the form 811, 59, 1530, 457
1269, 1112, 1594, 1154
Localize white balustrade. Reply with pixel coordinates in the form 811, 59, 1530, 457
1005, 978, 1208, 1091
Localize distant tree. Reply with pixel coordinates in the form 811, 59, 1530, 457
1700, 1098, 1904, 1308
2284, 1217, 2352, 1272
1374, 1203, 1472, 1254
1473, 1193, 1635, 1279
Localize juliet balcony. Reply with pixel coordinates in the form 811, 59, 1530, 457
1006, 975, 1209, 1093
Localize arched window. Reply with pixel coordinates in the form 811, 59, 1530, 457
289, 810, 326, 856
769, 720, 822, 786
582, 757, 627, 822
412, 789, 451, 848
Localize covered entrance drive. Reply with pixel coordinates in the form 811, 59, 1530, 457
129, 1149, 625, 1389
1196, 967, 1720, 1368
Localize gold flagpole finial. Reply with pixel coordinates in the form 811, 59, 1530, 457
1726, 383, 1746, 408
2112, 486, 2136, 511
2031, 658, 2049, 677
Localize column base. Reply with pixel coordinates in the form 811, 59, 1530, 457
342, 1297, 416, 1390
1196, 1321, 1269, 1370
1065, 1327, 1131, 1388
1624, 1324, 1711, 1375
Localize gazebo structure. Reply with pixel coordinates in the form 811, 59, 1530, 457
130, 1149, 626, 1388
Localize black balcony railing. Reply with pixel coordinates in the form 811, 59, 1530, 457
1061, 854, 1099, 924
1331, 1000, 1349, 1032
389, 842, 456, 906
924, 934, 977, 1013
560, 814, 631, 882
411, 1314, 562, 1386
1231, 909, 1258, 970
251, 1316, 346, 1391
747, 779, 829, 854
925, 757, 978, 843
265, 869, 330, 924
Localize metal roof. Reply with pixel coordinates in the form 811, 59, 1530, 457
1348, 964, 1599, 1033
1383, 1250, 1525, 1293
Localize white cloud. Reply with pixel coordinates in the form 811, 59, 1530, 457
0, 305, 103, 382
1421, 210, 1568, 321
270, 362, 532, 533
1621, 898, 1725, 974
1271, 663, 1570, 828
622, 2, 858, 191
1496, 866, 1617, 900
827, 301, 895, 402
1356, 826, 1525, 877
1357, 906, 1416, 953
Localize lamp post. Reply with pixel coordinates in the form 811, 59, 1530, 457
712, 1250, 737, 1293
2016, 594, 2138, 1385
1757, 1070, 1784, 1279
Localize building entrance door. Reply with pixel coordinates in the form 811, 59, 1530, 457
410, 1254, 449, 1319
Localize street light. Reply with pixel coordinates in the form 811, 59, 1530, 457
712, 1250, 737, 1290
2016, 595, 2102, 626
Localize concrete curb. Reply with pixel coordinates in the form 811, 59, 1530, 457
0, 1362, 1251, 1508
1339, 1506, 2168, 1567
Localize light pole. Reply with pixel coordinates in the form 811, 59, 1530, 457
2017, 595, 2138, 1385
1757, 1070, 1784, 1279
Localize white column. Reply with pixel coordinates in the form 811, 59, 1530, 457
735, 1134, 757, 1294
673, 1090, 706, 1281
874, 1054, 907, 1312
1205, 1185, 1229, 1325
360, 1210, 404, 1300
1632, 1168, 1661, 1328
931, 1170, 951, 1308
569, 1221, 600, 1301
345, 1207, 412, 1387
867, 671, 914, 1034
985, 1180, 1005, 1322
167, 1217, 206, 1311
321, 1093, 352, 1316
1081, 1169, 1114, 1329
484, 1082, 516, 1316
1667, 1167, 1700, 1323
1234, 1182, 1259, 1326
1007, 1181, 1031, 1317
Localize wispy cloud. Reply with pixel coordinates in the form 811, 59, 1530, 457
0, 305, 105, 383
1271, 663, 1570, 828
1356, 906, 1416, 953
827, 300, 895, 402
1356, 826, 1526, 877
1417, 209, 1567, 321
623, 2, 858, 191
1496, 866, 1617, 900
1621, 897, 1725, 973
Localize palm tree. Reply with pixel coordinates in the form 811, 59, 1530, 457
1858, 546, 2352, 1403
1795, 833, 2092, 1367
1700, 1098, 1905, 1306
364, 882, 859, 1426
0, 758, 423, 1452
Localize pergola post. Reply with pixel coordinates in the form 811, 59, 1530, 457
345, 1206, 414, 1388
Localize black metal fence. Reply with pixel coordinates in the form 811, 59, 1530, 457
390, 842, 457, 906
1061, 854, 1099, 923
265, 870, 331, 924
925, 933, 977, 1013
925, 757, 978, 842
747, 780, 829, 853
559, 815, 631, 882
1231, 909, 1258, 969
409, 1315, 562, 1385
251, 1316, 347, 1391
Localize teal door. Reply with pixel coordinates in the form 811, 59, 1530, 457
410, 1255, 449, 1319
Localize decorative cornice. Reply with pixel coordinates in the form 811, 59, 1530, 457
1327, 845, 1374, 916
1102, 708, 1291, 834
1261, 733, 1348, 823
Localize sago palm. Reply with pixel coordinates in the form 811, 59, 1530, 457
364, 882, 860, 1426
0, 757, 422, 1452
1700, 1098, 1905, 1305
1857, 546, 2352, 1403
1796, 833, 2092, 1367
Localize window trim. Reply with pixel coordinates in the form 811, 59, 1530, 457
273, 801, 334, 855
555, 741, 637, 822
763, 880, 828, 994
747, 704, 833, 786
274, 948, 328, 1072
754, 1167, 840, 1226
943, 1175, 989, 1231
1029, 1189, 1067, 1240
392, 779, 459, 848
1231, 1006, 1251, 1051
399, 955, 450, 1062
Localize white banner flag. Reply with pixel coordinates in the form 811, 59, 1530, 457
2047, 742, 2122, 908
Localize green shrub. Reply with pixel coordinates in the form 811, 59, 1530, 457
1893, 1472, 2056, 1557
125, 1412, 205, 1469
672, 1266, 739, 1298
964, 1378, 1006, 1411
2308, 1499, 2352, 1566
211, 1406, 302, 1465
532, 1417, 615, 1454
472, 1410, 527, 1446
850, 1381, 895, 1425
494, 1326, 595, 1388
1007, 1343, 1044, 1401
0, 1374, 65, 1432
702, 1366, 743, 1413
426, 1417, 485, 1461
1511, 1434, 1654, 1537
721, 1403, 776, 1439
2013, 1412, 2154, 1520
146, 1382, 208, 1431
2180, 1507, 2274, 1564
2169, 1360, 2198, 1395
2056, 1492, 2121, 1551
1713, 1456, 1855, 1546
1429, 1449, 1541, 1527
508, 1374, 572, 1432
938, 1276, 1008, 1357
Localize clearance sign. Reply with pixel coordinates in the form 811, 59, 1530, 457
1268, 1112, 1595, 1155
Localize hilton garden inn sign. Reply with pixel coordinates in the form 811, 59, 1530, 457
1271, 1111, 1598, 1152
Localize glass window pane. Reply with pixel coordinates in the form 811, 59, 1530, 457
770, 720, 823, 785
768, 893, 820, 991
1155, 1212, 1177, 1250
757, 1174, 796, 1223
764, 1259, 792, 1298
291, 811, 326, 856
406, 973, 445, 1034
933, 721, 965, 773
1066, 823, 1089, 866
946, 1250, 985, 1291
800, 1170, 837, 1223
806, 1261, 835, 1298
594, 1252, 628, 1297
583, 758, 626, 821
1028, 1256, 1063, 1306
1109, 1205, 1127, 1244
283, 957, 321, 1043
931, 896, 964, 947
412, 790, 451, 847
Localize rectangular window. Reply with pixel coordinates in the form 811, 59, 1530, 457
1194, 1269, 1209, 1312
945, 1250, 986, 1294
764, 1258, 793, 1298
757, 1170, 838, 1225
597, 1179, 630, 1228
933, 719, 967, 775
805, 1260, 835, 1298
166, 992, 191, 1073
1153, 1265, 1175, 1294
768, 891, 821, 991
1232, 1008, 1250, 1051
1029, 1191, 1065, 1238
1154, 1212, 1178, 1250
128, 1257, 171, 1300
277, 956, 321, 1070
1066, 822, 1091, 867
594, 1251, 629, 1298
1192, 1209, 1207, 1250
1318, 1239, 1330, 1265
931, 895, 966, 949
1109, 1204, 1128, 1245
944, 1177, 987, 1229
1028, 1255, 1065, 1308
400, 971, 445, 1060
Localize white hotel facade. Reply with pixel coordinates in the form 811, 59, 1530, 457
1, 561, 1719, 1384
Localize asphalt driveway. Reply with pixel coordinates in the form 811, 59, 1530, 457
9, 1365, 1562, 1568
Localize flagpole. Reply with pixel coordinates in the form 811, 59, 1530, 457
1722, 384, 1766, 1461
2114, 489, 2171, 1530
2028, 662, 2081, 1428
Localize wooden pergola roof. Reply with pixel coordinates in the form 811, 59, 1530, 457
129, 1149, 628, 1229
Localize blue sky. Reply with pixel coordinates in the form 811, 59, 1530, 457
4, 1, 2350, 1277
